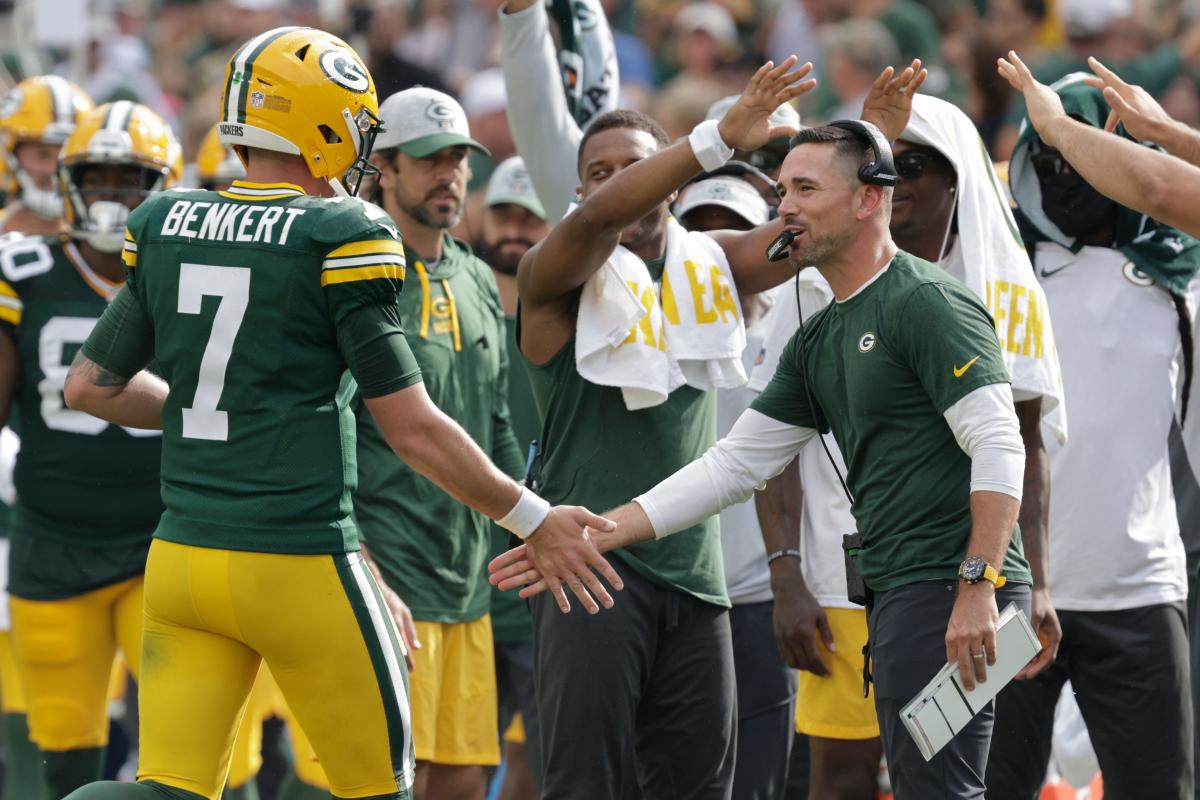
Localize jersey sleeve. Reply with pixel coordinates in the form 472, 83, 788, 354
0, 276, 20, 341
80, 285, 155, 378
321, 220, 422, 398
749, 328, 827, 431
892, 281, 1011, 414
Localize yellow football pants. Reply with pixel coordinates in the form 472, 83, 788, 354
138, 540, 413, 800
9, 576, 142, 751
0, 631, 27, 714
228, 664, 330, 791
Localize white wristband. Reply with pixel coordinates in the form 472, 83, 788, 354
497, 486, 551, 540
689, 119, 734, 173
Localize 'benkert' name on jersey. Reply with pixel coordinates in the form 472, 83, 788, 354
157, 195, 309, 246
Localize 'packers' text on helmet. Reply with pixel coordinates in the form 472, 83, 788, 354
60, 101, 183, 253
0, 76, 93, 218
196, 124, 245, 190
218, 26, 382, 197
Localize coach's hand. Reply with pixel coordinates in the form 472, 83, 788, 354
945, 581, 1000, 691
1085, 57, 1175, 141
718, 56, 816, 153
861, 59, 928, 142
379, 585, 420, 672
1015, 586, 1060, 680
772, 567, 834, 676
519, 505, 623, 614
997, 51, 1069, 147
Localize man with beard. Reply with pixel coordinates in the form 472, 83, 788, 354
477, 156, 550, 799
357, 87, 527, 800
495, 116, 1037, 798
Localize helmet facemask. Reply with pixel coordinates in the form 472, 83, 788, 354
334, 106, 383, 198
63, 161, 167, 252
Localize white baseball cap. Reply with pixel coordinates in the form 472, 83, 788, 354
485, 157, 546, 220
673, 2, 738, 48
1060, 0, 1132, 37
374, 87, 490, 158
674, 176, 769, 227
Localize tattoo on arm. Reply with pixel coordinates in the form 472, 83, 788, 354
68, 351, 130, 388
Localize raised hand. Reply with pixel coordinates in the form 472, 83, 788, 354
997, 51, 1068, 143
861, 59, 928, 141
1085, 56, 1174, 141
717, 56, 816, 153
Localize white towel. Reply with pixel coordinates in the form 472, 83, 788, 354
903, 95, 1067, 444
576, 216, 747, 409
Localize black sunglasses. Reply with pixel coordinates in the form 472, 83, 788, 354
894, 151, 933, 181
1031, 148, 1073, 181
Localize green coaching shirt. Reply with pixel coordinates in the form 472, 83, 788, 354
354, 235, 525, 624
751, 252, 1031, 591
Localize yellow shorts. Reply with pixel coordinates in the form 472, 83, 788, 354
410, 615, 499, 766
138, 540, 414, 800
9, 576, 143, 751
795, 607, 880, 740
0, 631, 26, 714
502, 713, 525, 745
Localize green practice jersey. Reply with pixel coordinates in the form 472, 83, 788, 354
489, 315, 539, 645
751, 252, 1031, 591
355, 236, 524, 623
0, 234, 162, 598
81, 180, 422, 556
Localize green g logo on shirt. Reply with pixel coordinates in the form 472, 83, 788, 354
858, 332, 876, 353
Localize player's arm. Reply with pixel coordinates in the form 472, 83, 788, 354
63, 285, 165, 430
999, 51, 1200, 239
707, 60, 927, 296
517, 58, 815, 310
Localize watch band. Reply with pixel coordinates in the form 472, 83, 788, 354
982, 565, 1007, 588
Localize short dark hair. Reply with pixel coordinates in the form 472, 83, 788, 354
788, 125, 874, 182
577, 109, 670, 175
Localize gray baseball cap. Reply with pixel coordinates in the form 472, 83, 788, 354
706, 94, 801, 132
375, 87, 490, 158
674, 176, 769, 227
485, 156, 545, 219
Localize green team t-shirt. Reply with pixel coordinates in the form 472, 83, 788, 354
81, 180, 422, 555
751, 252, 1031, 591
0, 234, 162, 599
524, 258, 728, 607
489, 314, 540, 645
354, 236, 524, 624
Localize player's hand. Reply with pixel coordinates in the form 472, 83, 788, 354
945, 582, 999, 691
1015, 586, 1059, 680
997, 51, 1068, 146
717, 56, 816, 153
377, 582, 420, 672
1084, 57, 1174, 141
771, 566, 835, 676
860, 59, 928, 142
517, 505, 622, 614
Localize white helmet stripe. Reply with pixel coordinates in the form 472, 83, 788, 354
43, 75, 73, 126
105, 100, 134, 133
225, 26, 303, 124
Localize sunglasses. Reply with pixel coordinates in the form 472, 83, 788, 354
894, 151, 933, 181
1031, 148, 1073, 181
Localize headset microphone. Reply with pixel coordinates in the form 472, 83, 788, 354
766, 229, 796, 262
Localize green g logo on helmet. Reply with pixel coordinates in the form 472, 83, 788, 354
319, 49, 370, 94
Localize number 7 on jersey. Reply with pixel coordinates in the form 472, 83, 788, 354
178, 263, 250, 441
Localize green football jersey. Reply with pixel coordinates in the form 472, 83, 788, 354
751, 252, 1032, 591
355, 236, 524, 624
81, 180, 421, 555
0, 234, 162, 598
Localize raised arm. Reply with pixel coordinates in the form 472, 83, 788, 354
1084, 56, 1200, 168
998, 51, 1200, 239
499, 0, 618, 223
518, 58, 815, 310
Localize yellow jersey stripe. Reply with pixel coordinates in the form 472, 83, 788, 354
325, 239, 406, 261
122, 250, 138, 268
0, 305, 19, 325
217, 191, 301, 202
0, 280, 16, 299
320, 264, 403, 287
230, 180, 305, 193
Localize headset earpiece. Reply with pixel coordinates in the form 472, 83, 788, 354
828, 120, 898, 187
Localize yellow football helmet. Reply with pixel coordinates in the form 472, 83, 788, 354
196, 124, 245, 190
0, 75, 93, 217
218, 26, 382, 196
59, 101, 183, 252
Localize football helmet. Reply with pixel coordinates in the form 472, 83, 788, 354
217, 26, 382, 196
196, 124, 245, 190
59, 101, 182, 252
0, 76, 93, 218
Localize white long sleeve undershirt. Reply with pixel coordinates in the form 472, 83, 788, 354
635, 382, 1024, 538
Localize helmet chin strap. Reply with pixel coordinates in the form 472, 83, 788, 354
327, 177, 350, 197
79, 201, 130, 253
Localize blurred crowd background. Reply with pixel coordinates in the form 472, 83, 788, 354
3, 0, 1200, 203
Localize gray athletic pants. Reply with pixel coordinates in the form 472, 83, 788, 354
868, 580, 1031, 800
530, 554, 737, 800
987, 602, 1194, 800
